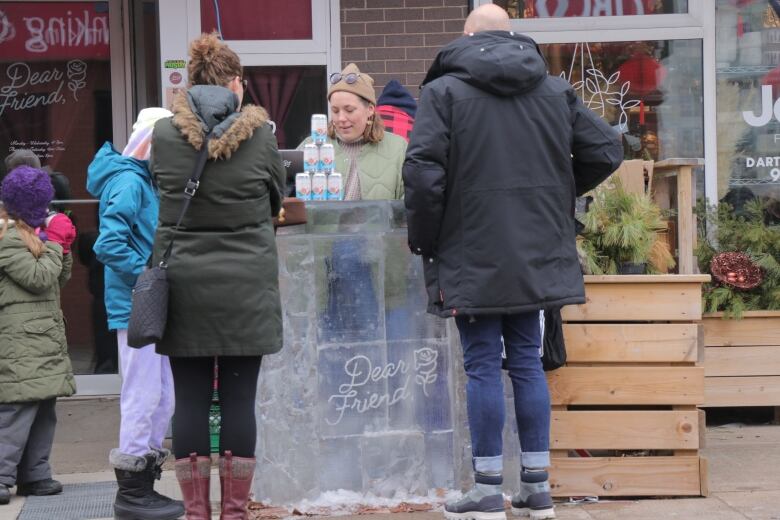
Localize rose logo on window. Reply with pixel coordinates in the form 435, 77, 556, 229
67, 60, 87, 101
0, 10, 15, 44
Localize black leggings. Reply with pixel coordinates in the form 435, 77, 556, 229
169, 356, 262, 459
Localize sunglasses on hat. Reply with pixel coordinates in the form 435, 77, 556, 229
329, 72, 361, 85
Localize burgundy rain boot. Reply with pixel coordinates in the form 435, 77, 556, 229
218, 451, 256, 520
174, 453, 212, 520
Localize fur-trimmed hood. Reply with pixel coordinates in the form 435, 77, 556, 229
170, 85, 270, 160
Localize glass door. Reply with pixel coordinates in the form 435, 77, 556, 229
0, 0, 150, 395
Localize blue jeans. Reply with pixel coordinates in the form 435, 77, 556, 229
455, 312, 551, 473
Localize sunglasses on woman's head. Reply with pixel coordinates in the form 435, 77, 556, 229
329, 72, 360, 85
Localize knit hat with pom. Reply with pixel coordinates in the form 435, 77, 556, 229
1, 166, 54, 227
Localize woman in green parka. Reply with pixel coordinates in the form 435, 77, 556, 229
0, 166, 75, 505
149, 33, 285, 519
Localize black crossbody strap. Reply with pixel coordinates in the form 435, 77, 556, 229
160, 133, 213, 268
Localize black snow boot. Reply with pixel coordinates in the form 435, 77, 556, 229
111, 450, 184, 520
146, 449, 185, 509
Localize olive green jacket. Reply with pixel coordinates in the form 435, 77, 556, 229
0, 222, 75, 403
298, 132, 407, 200
150, 90, 285, 357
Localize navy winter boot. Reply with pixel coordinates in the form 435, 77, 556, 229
510, 469, 555, 519
445, 471, 506, 520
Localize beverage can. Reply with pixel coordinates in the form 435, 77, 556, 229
326, 172, 343, 201
295, 172, 312, 200
303, 143, 319, 173
311, 172, 327, 201
320, 143, 335, 173
311, 114, 328, 145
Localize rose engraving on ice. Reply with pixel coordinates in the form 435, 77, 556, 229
413, 347, 438, 396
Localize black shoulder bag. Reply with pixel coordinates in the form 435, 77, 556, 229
542, 307, 567, 371
127, 135, 212, 348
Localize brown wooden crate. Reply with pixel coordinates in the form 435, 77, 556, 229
550, 456, 702, 497
547, 367, 704, 405
562, 277, 707, 322
702, 313, 780, 346
564, 324, 699, 363
611, 159, 645, 195
704, 376, 780, 407
705, 346, 780, 377
551, 410, 699, 450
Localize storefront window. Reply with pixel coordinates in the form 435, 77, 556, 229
200, 0, 313, 40
496, 0, 688, 18
716, 0, 780, 218
0, 1, 116, 376
540, 39, 703, 163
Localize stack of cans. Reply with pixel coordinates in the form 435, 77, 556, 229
295, 114, 343, 201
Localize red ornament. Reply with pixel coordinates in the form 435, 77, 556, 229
617, 52, 667, 97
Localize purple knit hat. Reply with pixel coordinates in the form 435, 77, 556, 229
1, 166, 54, 227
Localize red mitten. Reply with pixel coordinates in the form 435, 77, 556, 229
44, 213, 77, 254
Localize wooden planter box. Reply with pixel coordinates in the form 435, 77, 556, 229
549, 275, 710, 498
702, 311, 780, 408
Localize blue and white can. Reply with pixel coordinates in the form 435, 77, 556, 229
311, 172, 327, 201
320, 143, 335, 173
326, 172, 343, 201
303, 143, 319, 173
295, 172, 312, 200
311, 114, 328, 145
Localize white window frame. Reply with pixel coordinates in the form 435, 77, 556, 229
474, 0, 718, 205
473, 0, 706, 38
160, 1, 341, 91
186, 0, 329, 55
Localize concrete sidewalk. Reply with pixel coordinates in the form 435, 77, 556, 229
1, 398, 779, 519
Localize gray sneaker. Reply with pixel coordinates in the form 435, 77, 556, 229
510, 470, 555, 519
444, 491, 506, 520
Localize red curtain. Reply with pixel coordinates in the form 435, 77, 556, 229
201, 0, 312, 40
245, 67, 303, 149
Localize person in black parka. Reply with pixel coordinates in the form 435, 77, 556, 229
403, 5, 623, 520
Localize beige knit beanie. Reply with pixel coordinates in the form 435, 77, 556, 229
328, 63, 376, 105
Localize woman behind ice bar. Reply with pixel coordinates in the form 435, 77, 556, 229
297, 64, 411, 350
298, 63, 407, 201
149, 32, 285, 520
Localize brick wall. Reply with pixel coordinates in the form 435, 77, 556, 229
340, 0, 469, 99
